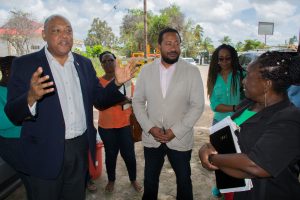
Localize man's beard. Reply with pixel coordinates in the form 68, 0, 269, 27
161, 53, 179, 64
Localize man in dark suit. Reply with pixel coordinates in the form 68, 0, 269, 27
5, 14, 135, 200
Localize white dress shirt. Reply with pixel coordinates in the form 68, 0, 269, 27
159, 60, 176, 98
44, 47, 87, 139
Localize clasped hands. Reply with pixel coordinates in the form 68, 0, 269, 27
149, 127, 175, 143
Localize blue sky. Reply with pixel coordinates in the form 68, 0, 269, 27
0, 0, 299, 47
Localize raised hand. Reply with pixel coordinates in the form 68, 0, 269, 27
27, 67, 54, 106
114, 58, 139, 86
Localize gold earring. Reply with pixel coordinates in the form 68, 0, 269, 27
264, 92, 267, 107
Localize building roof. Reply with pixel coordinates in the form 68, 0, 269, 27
0, 20, 42, 36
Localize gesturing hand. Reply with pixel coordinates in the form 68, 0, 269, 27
27, 67, 54, 106
114, 58, 138, 86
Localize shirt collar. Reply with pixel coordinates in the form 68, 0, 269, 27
159, 59, 176, 71
44, 45, 74, 65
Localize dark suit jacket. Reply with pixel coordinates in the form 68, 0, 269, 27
5, 48, 125, 179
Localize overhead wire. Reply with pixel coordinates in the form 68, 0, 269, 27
100, 0, 119, 21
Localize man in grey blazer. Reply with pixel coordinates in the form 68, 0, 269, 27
132, 28, 204, 200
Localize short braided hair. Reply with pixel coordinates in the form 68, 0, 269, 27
254, 51, 300, 94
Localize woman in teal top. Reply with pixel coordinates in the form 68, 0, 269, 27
207, 44, 245, 199
207, 44, 245, 125
0, 86, 21, 138
0, 56, 31, 199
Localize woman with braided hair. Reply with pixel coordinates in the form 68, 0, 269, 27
207, 44, 245, 126
199, 51, 300, 200
207, 44, 245, 200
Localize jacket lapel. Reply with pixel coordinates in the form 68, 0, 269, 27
38, 48, 53, 81
153, 60, 164, 99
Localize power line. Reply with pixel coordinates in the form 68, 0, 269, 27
100, 0, 119, 21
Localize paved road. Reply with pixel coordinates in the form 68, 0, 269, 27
6, 64, 216, 200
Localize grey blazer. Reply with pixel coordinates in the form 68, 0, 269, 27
132, 58, 204, 151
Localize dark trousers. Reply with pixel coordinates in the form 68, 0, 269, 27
142, 144, 193, 200
24, 134, 88, 200
98, 126, 137, 182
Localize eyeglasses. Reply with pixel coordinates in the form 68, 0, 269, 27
218, 57, 231, 62
101, 59, 115, 64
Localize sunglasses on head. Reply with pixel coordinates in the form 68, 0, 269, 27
101, 59, 115, 64
218, 57, 231, 62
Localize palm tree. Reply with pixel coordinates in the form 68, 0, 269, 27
219, 36, 232, 45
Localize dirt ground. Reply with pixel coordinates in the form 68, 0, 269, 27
85, 105, 216, 200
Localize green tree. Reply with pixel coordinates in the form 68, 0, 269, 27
85, 18, 116, 48
119, 9, 148, 56
235, 41, 244, 52
148, 14, 169, 50
148, 5, 185, 53
159, 4, 185, 32
202, 37, 214, 52
182, 20, 198, 57
119, 5, 185, 57
194, 24, 204, 44
288, 35, 298, 45
242, 39, 265, 51
219, 36, 232, 45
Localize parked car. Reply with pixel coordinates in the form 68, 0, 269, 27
238, 49, 298, 70
0, 157, 21, 199
182, 57, 197, 65
238, 51, 264, 69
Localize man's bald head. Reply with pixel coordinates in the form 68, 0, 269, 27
44, 14, 71, 31
42, 14, 73, 63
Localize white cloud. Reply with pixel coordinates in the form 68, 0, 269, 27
253, 1, 296, 23
0, 0, 298, 48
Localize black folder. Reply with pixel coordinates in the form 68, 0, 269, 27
209, 117, 252, 193
210, 126, 246, 190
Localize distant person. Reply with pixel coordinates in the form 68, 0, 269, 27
0, 56, 32, 199
199, 51, 300, 200
5, 14, 136, 200
132, 27, 204, 200
287, 50, 300, 108
97, 51, 142, 193
288, 85, 300, 108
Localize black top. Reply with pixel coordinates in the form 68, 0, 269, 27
233, 99, 300, 200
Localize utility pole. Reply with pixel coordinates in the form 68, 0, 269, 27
297, 30, 300, 54
143, 0, 147, 58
